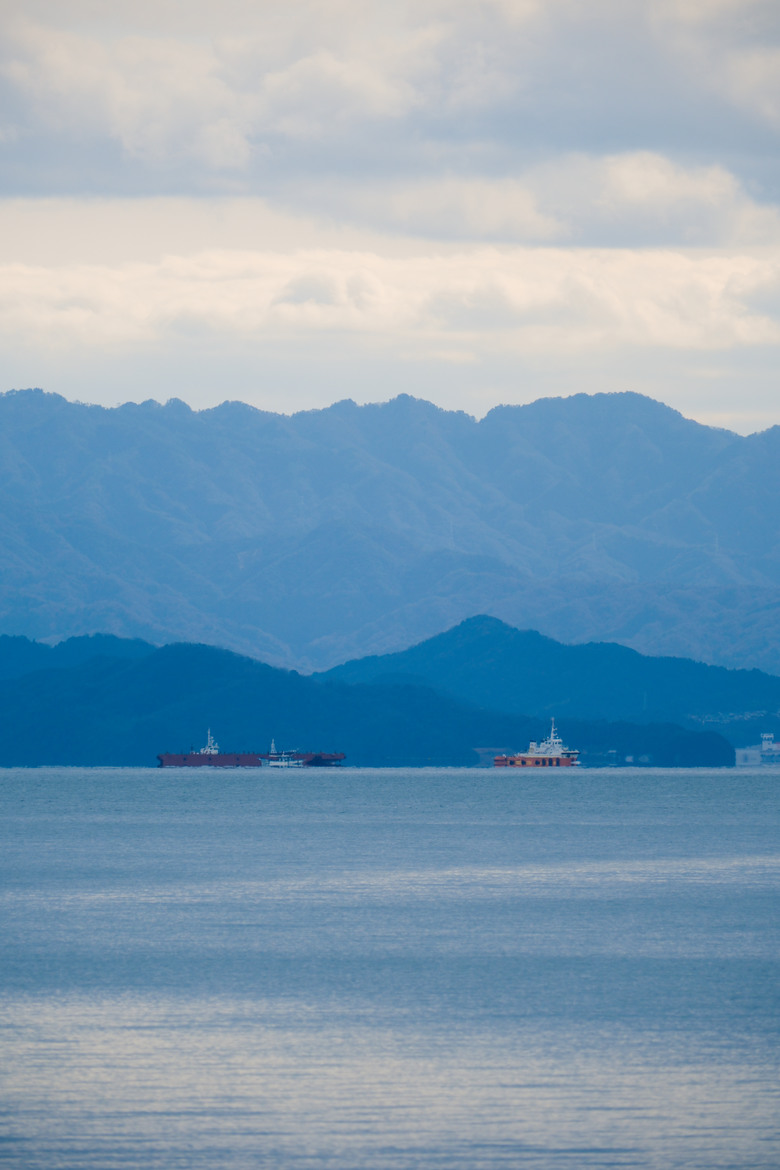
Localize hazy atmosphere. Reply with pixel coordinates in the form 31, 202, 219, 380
2, 0, 780, 431
2, 8, 780, 1170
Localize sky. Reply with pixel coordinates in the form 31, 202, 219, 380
1, 0, 779, 432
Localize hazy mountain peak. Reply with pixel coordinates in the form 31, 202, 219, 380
0, 387, 777, 673
322, 613, 780, 743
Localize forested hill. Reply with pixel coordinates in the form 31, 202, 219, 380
323, 616, 780, 743
0, 633, 155, 680
4, 621, 777, 746
0, 637, 732, 768
1, 387, 779, 672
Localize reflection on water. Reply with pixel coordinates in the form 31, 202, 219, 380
1, 767, 778, 1169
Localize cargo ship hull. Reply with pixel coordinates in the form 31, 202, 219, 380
157, 750, 346, 768
158, 752, 265, 768
494, 754, 578, 767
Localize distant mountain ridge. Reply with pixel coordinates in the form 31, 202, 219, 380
2, 387, 779, 672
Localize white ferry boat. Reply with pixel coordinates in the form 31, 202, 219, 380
494, 719, 580, 767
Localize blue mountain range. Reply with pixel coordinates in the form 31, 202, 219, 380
1, 386, 778, 674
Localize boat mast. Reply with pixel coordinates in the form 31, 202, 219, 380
200, 729, 219, 755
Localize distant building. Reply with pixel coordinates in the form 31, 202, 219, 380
735, 732, 780, 767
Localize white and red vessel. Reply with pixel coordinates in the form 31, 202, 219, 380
494, 719, 580, 768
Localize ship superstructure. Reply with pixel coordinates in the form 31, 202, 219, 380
494, 719, 580, 767
266, 738, 303, 767
200, 729, 220, 755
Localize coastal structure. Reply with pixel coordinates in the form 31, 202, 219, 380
735, 732, 780, 767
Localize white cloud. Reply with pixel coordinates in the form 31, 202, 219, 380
525, 152, 780, 247
9, 149, 772, 265
3, 0, 779, 187
310, 177, 564, 242
260, 46, 423, 133
2, 24, 256, 168
0, 6, 448, 166
1, 233, 777, 359
1, 2, 779, 432
652, 0, 780, 129
3, 230, 779, 433
286, 154, 780, 246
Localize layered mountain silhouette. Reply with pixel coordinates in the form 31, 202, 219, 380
323, 615, 780, 742
2, 387, 779, 672
0, 631, 734, 767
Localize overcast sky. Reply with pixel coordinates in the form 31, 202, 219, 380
1, 0, 779, 431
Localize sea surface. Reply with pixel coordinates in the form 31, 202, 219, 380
0, 767, 778, 1170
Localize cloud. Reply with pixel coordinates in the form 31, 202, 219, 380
3, 228, 779, 433
0, 6, 447, 168
7, 0, 777, 182
525, 152, 780, 247
652, 0, 780, 129
4, 1, 777, 214
285, 154, 780, 246
9, 147, 773, 262
308, 178, 564, 242
2, 23, 256, 168
0, 2, 778, 432
1, 231, 777, 359
726, 46, 780, 128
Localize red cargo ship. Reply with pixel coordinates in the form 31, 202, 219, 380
158, 731, 345, 768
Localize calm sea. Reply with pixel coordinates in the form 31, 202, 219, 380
0, 767, 778, 1169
